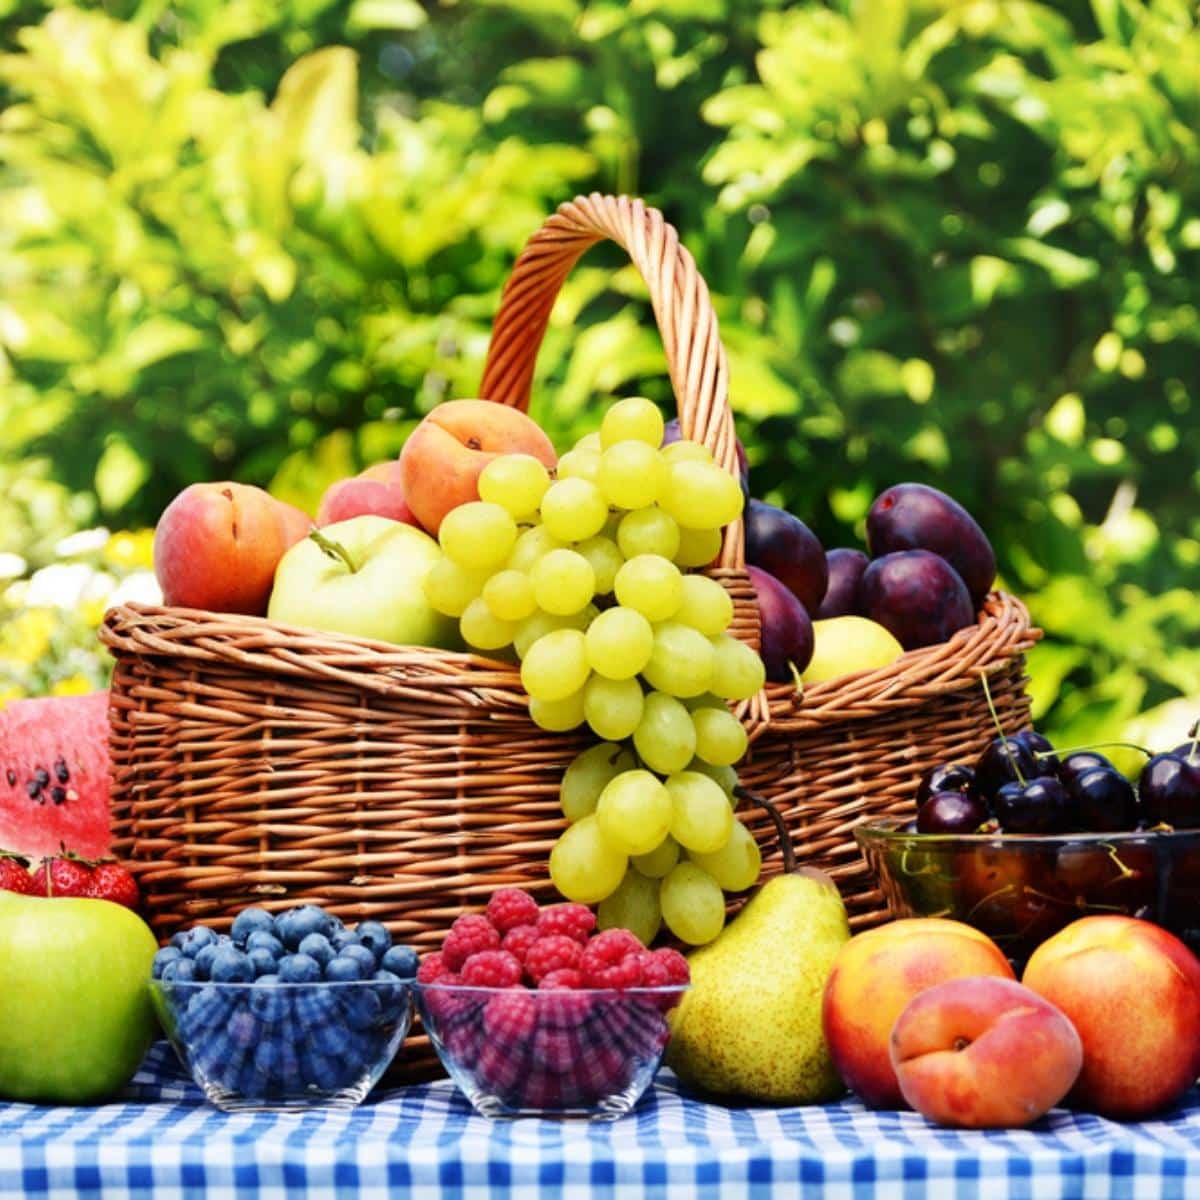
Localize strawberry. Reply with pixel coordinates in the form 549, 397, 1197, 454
0, 856, 33, 895
30, 856, 93, 898
89, 862, 140, 910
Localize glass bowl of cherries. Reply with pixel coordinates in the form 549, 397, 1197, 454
857, 722, 1200, 968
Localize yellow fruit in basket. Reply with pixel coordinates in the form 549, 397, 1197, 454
268, 515, 458, 648
802, 616, 904, 685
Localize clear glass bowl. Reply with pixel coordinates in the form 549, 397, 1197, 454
150, 977, 413, 1111
856, 821, 1200, 968
415, 982, 687, 1119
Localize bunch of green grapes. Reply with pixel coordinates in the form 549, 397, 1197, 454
424, 396, 767, 946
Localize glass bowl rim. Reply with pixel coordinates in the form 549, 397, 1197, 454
854, 818, 1200, 847
414, 981, 688, 997
149, 976, 415, 991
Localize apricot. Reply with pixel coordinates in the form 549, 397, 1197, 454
316, 473, 418, 529
398, 399, 556, 533
1022, 915, 1200, 1119
154, 482, 308, 615
891, 976, 1082, 1128
821, 917, 1015, 1108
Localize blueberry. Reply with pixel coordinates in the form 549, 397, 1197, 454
276, 1039, 302, 1089
373, 970, 408, 1022
210, 946, 255, 983
292, 988, 338, 1030
355, 921, 392, 960
249, 981, 289, 1024
246, 930, 284, 958
341, 988, 383, 1031
179, 926, 219, 958
248, 948, 279, 978
339, 944, 377, 975
227, 1008, 260, 1049
169, 929, 190, 951
250, 1038, 280, 1085
277, 905, 331, 950
185, 987, 235, 1035
312, 1021, 353, 1059
331, 929, 360, 952
230, 907, 276, 947
161, 957, 197, 984
324, 954, 366, 982
192, 943, 221, 981
152, 946, 183, 979
380, 945, 418, 978
303, 1050, 344, 1092
278, 953, 322, 983
298, 933, 334, 967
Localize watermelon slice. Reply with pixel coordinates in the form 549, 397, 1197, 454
0, 691, 112, 860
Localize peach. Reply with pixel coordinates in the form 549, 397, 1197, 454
154, 482, 308, 615
316, 475, 418, 529
821, 917, 1015, 1108
1022, 915, 1200, 1119
398, 399, 556, 533
890, 976, 1082, 1128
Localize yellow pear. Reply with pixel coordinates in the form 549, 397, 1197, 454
666, 866, 851, 1103
803, 616, 903, 684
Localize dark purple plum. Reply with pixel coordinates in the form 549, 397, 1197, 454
1067, 767, 1140, 832
860, 550, 975, 650
866, 483, 997, 608
1139, 753, 1200, 829
1011, 729, 1058, 774
814, 548, 868, 619
744, 499, 827, 615
974, 735, 1039, 802
662, 417, 749, 494
994, 776, 1069, 833
915, 762, 977, 809
917, 790, 989, 834
1057, 751, 1115, 789
747, 564, 814, 682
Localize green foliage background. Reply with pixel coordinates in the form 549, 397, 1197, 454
2, 0, 1197, 756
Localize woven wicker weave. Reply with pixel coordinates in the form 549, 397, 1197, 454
100, 193, 1039, 1078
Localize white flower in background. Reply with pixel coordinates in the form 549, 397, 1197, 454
0, 553, 26, 581
23, 563, 113, 610
54, 527, 111, 558
107, 571, 162, 607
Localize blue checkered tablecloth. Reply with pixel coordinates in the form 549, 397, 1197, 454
3, 1042, 1200, 1200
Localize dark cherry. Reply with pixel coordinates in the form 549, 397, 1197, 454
994, 775, 1069, 833
1170, 740, 1200, 766
1139, 753, 1200, 829
1012, 729, 1058, 775
1058, 751, 1115, 789
917, 790, 990, 834
915, 762, 977, 809
1067, 767, 1140, 832
974, 736, 1039, 802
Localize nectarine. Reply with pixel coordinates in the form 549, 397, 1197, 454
821, 917, 1015, 1108
316, 475, 418, 529
399, 400, 556, 533
891, 976, 1082, 1128
1022, 915, 1200, 1119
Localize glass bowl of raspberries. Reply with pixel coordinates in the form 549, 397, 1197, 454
414, 889, 690, 1119
149, 904, 417, 1111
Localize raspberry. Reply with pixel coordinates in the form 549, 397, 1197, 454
580, 928, 645, 990
538, 968, 583, 990
485, 888, 539, 934
524, 934, 583, 983
634, 950, 670, 989
537, 903, 595, 945
501, 924, 540, 964
483, 989, 538, 1043
0, 858, 32, 895
442, 914, 500, 971
417, 952, 454, 984
650, 947, 690, 986
88, 862, 140, 910
460, 950, 523, 988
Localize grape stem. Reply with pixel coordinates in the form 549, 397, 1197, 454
309, 528, 357, 573
735, 786, 795, 873
979, 671, 1025, 787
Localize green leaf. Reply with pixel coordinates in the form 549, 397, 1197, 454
347, 0, 427, 31
272, 47, 359, 162
95, 439, 149, 513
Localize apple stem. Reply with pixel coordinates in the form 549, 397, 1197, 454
736, 786, 795, 874
979, 671, 1025, 787
308, 528, 357, 574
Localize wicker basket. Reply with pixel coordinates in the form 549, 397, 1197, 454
100, 193, 1039, 1078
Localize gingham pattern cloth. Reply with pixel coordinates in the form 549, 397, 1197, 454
3, 1042, 1200, 1200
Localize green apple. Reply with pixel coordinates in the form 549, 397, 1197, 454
0, 892, 159, 1103
268, 514, 459, 648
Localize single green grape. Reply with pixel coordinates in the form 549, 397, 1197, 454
658, 461, 744, 531
633, 691, 697, 775
529, 690, 587, 733
530, 548, 595, 615
439, 501, 517, 570
688, 759, 740, 805
520, 628, 590, 701
660, 861, 726, 945
459, 596, 516, 651
595, 768, 673, 855
632, 835, 681, 878
477, 454, 551, 519
666, 770, 734, 853
642, 622, 715, 698
674, 574, 734, 637
674, 526, 722, 568
548, 814, 627, 904
613, 554, 683, 623
597, 868, 662, 946
555, 447, 602, 484
617, 507, 681, 561
709, 634, 766, 700
660, 440, 713, 467
597, 440, 666, 509
482, 569, 536, 622
508, 525, 565, 572
692, 705, 749, 766
560, 742, 637, 823
574, 535, 624, 596
585, 606, 654, 680
540, 477, 608, 541
583, 674, 645, 741
688, 820, 761, 892
600, 396, 664, 449
424, 558, 489, 617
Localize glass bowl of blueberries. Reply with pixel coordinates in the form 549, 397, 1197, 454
149, 904, 417, 1111
856, 726, 1200, 968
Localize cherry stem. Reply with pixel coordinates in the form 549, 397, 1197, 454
308, 528, 357, 574
979, 671, 1025, 787
736, 786, 795, 874
1036, 740, 1153, 760
1188, 720, 1199, 760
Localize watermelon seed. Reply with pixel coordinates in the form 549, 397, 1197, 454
5, 769, 14, 787
25, 780, 40, 800
54, 759, 69, 784
51, 787, 66, 805
33, 768, 49, 789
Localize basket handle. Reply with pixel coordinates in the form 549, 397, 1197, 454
479, 193, 745, 572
